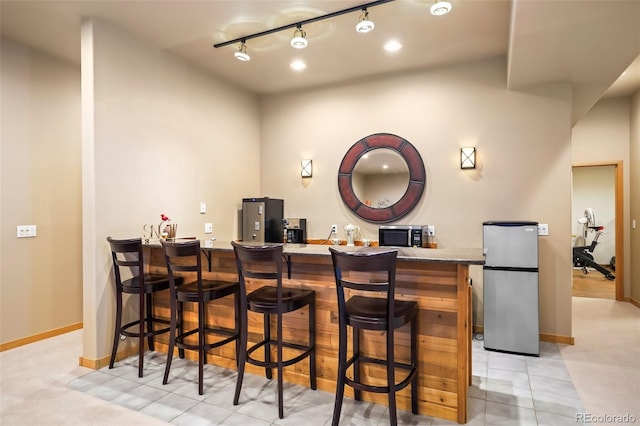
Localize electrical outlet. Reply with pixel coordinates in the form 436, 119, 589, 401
427, 225, 435, 236
331, 224, 338, 234
204, 223, 213, 234
17, 225, 37, 238
538, 223, 549, 236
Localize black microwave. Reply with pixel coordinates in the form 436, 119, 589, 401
379, 225, 423, 247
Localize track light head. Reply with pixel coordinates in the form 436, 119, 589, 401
430, 0, 452, 16
290, 27, 308, 49
355, 9, 375, 33
234, 41, 250, 61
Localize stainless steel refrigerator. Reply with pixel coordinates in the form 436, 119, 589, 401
483, 221, 539, 356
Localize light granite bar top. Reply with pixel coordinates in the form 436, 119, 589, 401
186, 239, 485, 265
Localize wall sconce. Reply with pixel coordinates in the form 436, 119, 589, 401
460, 147, 476, 169
301, 159, 313, 177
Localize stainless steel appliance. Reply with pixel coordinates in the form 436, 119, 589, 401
285, 218, 307, 243
483, 221, 539, 356
241, 197, 284, 243
379, 225, 423, 247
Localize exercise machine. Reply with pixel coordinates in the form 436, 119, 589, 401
573, 208, 615, 281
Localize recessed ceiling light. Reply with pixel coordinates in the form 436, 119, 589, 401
290, 60, 306, 71
384, 40, 402, 52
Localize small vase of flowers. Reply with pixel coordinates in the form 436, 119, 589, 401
158, 214, 177, 240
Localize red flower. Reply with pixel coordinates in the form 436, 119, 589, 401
160, 214, 170, 221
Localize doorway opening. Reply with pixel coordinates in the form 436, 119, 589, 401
571, 162, 624, 300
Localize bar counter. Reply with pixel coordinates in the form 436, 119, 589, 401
146, 240, 484, 424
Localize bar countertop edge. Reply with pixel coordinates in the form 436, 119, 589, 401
151, 239, 486, 265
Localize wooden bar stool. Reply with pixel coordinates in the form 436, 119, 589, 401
107, 237, 183, 378
231, 241, 316, 419
329, 247, 418, 426
161, 239, 240, 395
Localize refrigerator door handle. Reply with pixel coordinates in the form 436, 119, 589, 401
484, 266, 539, 273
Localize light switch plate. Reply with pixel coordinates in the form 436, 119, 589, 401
200, 202, 206, 214
538, 223, 549, 236
204, 223, 213, 234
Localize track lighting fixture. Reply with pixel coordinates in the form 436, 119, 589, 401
234, 41, 250, 61
214, 0, 394, 54
290, 26, 308, 49
430, 0, 452, 16
355, 9, 375, 33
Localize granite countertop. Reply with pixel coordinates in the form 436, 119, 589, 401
187, 239, 485, 265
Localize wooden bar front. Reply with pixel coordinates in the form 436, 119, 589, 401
147, 243, 484, 424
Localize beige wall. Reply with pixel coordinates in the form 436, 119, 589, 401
4, 26, 636, 353
80, 19, 260, 361
259, 57, 574, 338
572, 97, 632, 297
631, 91, 640, 304
0, 38, 82, 344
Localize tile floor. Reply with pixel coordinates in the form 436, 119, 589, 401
2, 297, 638, 425
65, 338, 584, 426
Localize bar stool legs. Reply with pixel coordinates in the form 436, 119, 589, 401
233, 299, 316, 419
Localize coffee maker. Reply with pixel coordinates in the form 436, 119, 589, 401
285, 218, 307, 243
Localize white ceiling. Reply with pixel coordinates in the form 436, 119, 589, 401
1, 0, 639, 124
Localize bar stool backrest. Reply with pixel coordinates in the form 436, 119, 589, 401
329, 247, 399, 328
108, 237, 143, 282
231, 242, 284, 309
161, 239, 202, 289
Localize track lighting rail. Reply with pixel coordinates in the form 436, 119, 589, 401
212, 0, 395, 49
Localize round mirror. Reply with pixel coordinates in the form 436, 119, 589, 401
338, 133, 426, 223
352, 149, 409, 208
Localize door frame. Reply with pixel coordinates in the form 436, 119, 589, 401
572, 161, 624, 300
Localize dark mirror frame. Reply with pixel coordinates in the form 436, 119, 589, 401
338, 133, 426, 223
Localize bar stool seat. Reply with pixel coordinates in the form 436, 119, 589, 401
329, 247, 418, 426
345, 296, 417, 329
246, 286, 312, 312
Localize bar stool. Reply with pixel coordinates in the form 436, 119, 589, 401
231, 241, 316, 419
161, 239, 240, 395
107, 237, 183, 378
329, 247, 418, 426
